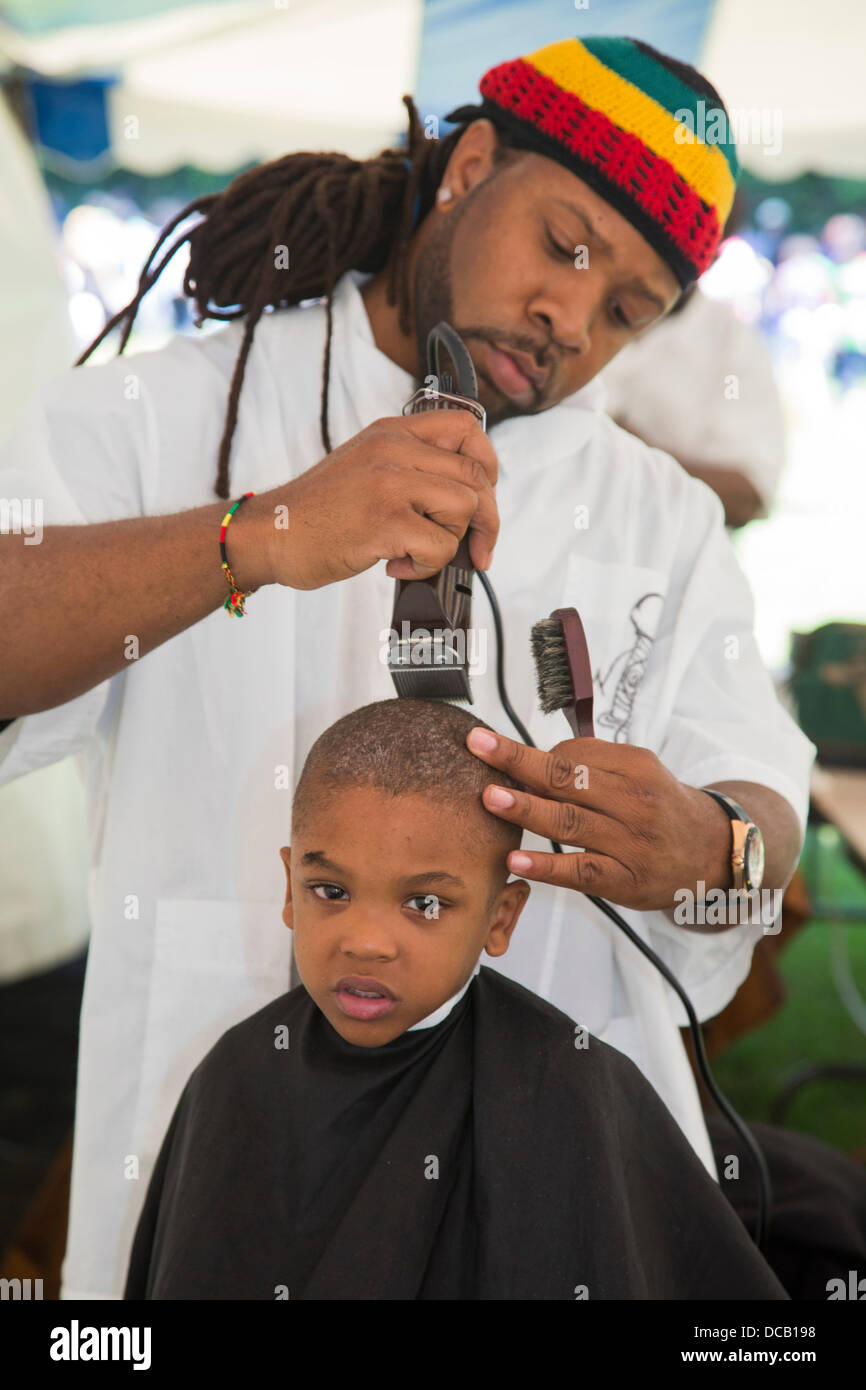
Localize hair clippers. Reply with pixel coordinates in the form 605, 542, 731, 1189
387, 322, 486, 702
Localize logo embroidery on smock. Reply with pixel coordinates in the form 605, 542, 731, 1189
595, 593, 663, 742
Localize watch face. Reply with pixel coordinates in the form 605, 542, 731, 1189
744, 826, 765, 891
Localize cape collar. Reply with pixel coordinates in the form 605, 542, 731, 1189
407, 960, 482, 1032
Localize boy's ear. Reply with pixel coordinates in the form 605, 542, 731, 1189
484, 878, 530, 959
279, 845, 294, 931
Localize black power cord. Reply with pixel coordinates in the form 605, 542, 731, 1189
476, 568, 772, 1253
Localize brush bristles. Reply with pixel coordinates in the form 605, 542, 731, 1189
530, 617, 575, 714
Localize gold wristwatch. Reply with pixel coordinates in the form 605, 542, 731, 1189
701, 789, 765, 894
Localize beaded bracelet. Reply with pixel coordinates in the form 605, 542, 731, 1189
219, 491, 256, 616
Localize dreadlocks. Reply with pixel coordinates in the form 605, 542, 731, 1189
76, 99, 485, 499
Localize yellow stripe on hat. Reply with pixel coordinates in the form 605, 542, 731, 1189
527, 38, 735, 222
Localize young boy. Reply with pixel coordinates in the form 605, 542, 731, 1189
124, 699, 786, 1301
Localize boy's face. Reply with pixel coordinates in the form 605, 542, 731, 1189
280, 785, 529, 1047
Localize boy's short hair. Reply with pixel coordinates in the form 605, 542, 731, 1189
293, 698, 524, 868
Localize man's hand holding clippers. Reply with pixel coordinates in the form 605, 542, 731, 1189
230, 412, 499, 592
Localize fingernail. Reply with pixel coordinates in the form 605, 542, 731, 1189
509, 853, 533, 872
468, 728, 497, 753
486, 786, 514, 808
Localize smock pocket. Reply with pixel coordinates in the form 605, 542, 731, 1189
131, 897, 290, 1164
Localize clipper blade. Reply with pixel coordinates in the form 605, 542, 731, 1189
388, 618, 472, 701
389, 666, 472, 702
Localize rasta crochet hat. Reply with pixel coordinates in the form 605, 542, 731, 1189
444, 36, 739, 289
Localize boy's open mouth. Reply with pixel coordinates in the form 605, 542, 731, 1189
334, 976, 397, 1022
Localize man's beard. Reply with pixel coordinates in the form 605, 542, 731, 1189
411, 208, 457, 382
411, 210, 552, 425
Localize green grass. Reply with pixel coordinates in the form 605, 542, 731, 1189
711, 828, 866, 1156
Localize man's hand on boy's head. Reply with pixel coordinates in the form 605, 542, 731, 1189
466, 728, 736, 915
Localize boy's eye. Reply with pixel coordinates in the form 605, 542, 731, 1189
406, 894, 443, 919
311, 883, 348, 902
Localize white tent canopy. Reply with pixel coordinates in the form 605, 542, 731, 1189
700, 0, 866, 180
0, 0, 422, 172
1, 0, 863, 179
0, 3, 262, 78
110, 0, 423, 171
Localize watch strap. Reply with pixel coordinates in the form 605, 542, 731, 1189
701, 789, 749, 825
701, 788, 750, 892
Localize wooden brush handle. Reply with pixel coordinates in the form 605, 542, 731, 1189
551, 607, 595, 738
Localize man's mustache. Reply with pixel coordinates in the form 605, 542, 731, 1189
455, 327, 556, 376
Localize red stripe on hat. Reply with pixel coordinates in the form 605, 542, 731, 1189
481, 58, 721, 277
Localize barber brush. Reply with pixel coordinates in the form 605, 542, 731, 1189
530, 607, 595, 737
388, 322, 486, 702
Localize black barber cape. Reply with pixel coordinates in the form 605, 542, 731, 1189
124, 968, 786, 1300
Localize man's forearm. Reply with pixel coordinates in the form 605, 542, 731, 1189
674, 460, 765, 529
0, 493, 276, 719
611, 418, 766, 528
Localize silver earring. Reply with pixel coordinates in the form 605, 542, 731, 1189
437, 186, 453, 204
